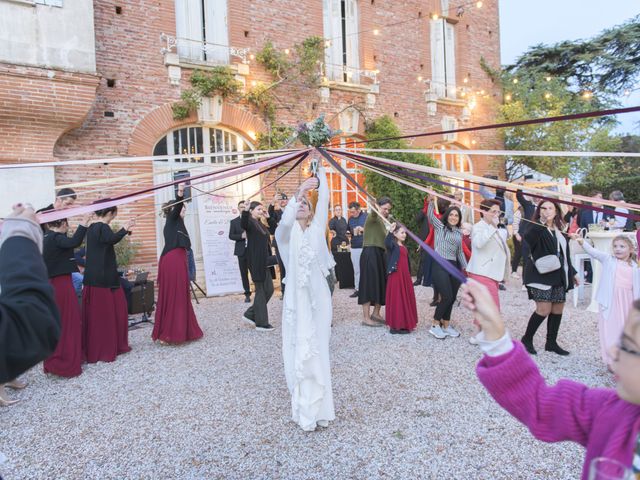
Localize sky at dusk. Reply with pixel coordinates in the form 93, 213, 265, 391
499, 1, 639, 134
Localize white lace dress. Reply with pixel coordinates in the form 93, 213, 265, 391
274, 167, 335, 431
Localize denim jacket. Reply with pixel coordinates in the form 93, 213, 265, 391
385, 233, 407, 275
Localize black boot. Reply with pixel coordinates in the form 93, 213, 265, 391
521, 312, 546, 355
545, 313, 570, 355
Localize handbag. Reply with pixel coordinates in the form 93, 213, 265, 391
533, 231, 562, 274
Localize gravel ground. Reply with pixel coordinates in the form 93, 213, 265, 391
1, 277, 612, 479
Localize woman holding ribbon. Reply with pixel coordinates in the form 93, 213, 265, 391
275, 162, 335, 432
521, 200, 578, 356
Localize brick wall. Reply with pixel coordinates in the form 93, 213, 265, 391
1, 0, 503, 276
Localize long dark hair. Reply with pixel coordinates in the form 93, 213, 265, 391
533, 200, 564, 230
442, 205, 462, 230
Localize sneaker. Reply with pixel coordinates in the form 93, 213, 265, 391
443, 325, 460, 338
242, 315, 255, 326
256, 324, 275, 332
468, 334, 479, 345
413, 279, 421, 286
510, 272, 521, 279
429, 325, 447, 339
349, 290, 359, 298
498, 283, 506, 291
244, 295, 251, 303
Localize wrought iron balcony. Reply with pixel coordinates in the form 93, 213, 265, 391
160, 33, 249, 66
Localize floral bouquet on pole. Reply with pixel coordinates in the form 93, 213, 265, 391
295, 114, 341, 147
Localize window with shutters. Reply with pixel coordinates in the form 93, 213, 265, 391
323, 0, 360, 83
430, 18, 456, 99
174, 0, 229, 64
441, 116, 458, 142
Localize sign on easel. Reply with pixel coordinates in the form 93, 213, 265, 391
197, 195, 244, 296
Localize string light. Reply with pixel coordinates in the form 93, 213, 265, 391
624, 89, 631, 96
417, 75, 423, 82
463, 77, 469, 83
505, 94, 512, 101
431, 12, 439, 20
251, 80, 258, 87
545, 76, 552, 82
249, 54, 255, 60
512, 78, 519, 84
476, 1, 483, 7
544, 92, 552, 99
582, 91, 593, 99
373, 29, 380, 35
284, 48, 290, 55
471, 139, 477, 145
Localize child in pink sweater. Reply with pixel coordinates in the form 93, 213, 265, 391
460, 280, 640, 479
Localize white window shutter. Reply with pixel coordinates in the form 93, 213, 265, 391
345, 0, 360, 83
442, 116, 458, 142
323, 0, 343, 81
444, 22, 456, 98
430, 19, 445, 98
175, 0, 204, 60
204, 0, 229, 64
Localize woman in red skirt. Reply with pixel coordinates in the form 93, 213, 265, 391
152, 183, 203, 344
42, 215, 90, 376
385, 224, 418, 334
82, 204, 134, 363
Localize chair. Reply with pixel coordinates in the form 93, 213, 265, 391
572, 253, 591, 307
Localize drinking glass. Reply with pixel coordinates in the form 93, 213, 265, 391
589, 457, 633, 480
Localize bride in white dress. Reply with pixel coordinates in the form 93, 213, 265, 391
274, 164, 335, 431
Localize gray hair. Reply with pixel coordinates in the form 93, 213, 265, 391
609, 190, 624, 202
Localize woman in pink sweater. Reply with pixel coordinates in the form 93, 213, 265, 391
460, 280, 640, 479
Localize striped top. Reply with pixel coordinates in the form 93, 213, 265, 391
427, 202, 467, 269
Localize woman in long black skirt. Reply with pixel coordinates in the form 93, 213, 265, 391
82, 204, 134, 363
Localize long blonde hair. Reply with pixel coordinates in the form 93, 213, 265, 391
612, 235, 638, 265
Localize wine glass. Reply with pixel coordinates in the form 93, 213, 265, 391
589, 457, 633, 480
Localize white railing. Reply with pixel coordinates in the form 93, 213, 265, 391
160, 33, 249, 65
321, 62, 378, 85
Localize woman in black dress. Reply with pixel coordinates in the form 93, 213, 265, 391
42, 214, 90, 376
241, 201, 275, 331
152, 183, 203, 344
82, 204, 134, 363
521, 200, 577, 356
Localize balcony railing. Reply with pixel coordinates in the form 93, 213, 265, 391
160, 33, 249, 66
321, 62, 378, 86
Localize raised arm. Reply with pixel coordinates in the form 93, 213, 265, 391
427, 200, 443, 231
477, 342, 612, 447
479, 184, 495, 200
0, 233, 60, 383
98, 223, 129, 245
54, 225, 87, 249
311, 166, 329, 230
580, 239, 610, 264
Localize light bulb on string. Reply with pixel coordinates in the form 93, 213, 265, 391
582, 91, 593, 99
431, 12, 439, 20
624, 89, 630, 96
504, 94, 512, 101
417, 75, 423, 82
544, 92, 552, 99
512, 78, 519, 84
284, 48, 290, 55
476, 1, 483, 8
545, 76, 552, 82
373, 29, 380, 35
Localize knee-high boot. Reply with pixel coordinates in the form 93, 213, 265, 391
521, 312, 546, 355
545, 313, 570, 356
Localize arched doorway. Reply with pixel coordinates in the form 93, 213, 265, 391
152, 125, 257, 271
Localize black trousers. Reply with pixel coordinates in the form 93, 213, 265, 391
243, 274, 274, 327
432, 260, 461, 321
237, 255, 251, 296
511, 236, 523, 273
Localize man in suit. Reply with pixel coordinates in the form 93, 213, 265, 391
229, 200, 251, 303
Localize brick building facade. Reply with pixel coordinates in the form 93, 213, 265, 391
0, 0, 503, 280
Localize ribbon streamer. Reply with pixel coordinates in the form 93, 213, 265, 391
329, 105, 640, 147
329, 148, 640, 221
36, 150, 309, 224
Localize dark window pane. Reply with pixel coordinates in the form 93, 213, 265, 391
153, 137, 167, 160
